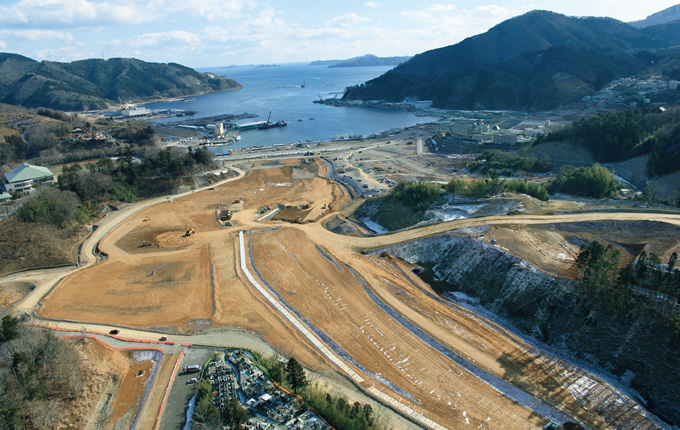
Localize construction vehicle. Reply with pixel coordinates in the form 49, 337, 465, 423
218, 209, 232, 221
185, 227, 195, 237
142, 216, 151, 222
141, 240, 152, 247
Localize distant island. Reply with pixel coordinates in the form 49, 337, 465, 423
0, 54, 241, 111
310, 54, 411, 68
343, 10, 680, 111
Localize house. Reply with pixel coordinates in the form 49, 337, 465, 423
0, 191, 11, 202
3, 163, 55, 195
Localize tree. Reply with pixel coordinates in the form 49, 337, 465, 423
668, 252, 678, 273
17, 187, 81, 227
266, 359, 284, 385
285, 357, 307, 393
362, 404, 374, 426
220, 397, 248, 430
193, 380, 220, 429
0, 316, 19, 343
336, 397, 348, 413
350, 401, 362, 418
576, 240, 620, 297
549, 164, 620, 198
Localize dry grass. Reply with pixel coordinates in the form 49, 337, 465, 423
0, 216, 86, 276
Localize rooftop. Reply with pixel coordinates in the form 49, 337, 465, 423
4, 163, 54, 183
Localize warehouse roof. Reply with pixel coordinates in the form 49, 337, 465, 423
4, 163, 54, 183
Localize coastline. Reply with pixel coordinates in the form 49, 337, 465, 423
133, 85, 243, 107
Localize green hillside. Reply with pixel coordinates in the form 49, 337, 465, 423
0, 55, 241, 111
343, 10, 680, 110
536, 106, 680, 177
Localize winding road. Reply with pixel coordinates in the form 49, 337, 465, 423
4, 159, 680, 429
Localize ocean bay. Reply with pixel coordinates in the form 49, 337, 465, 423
146, 63, 437, 150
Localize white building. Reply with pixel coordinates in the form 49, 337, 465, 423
122, 104, 151, 117
3, 163, 55, 195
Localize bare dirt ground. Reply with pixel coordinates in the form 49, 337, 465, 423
34, 154, 680, 429
63, 338, 151, 430
248, 227, 545, 429
0, 281, 32, 308
490, 220, 680, 278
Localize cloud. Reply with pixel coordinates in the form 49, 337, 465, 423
0, 0, 151, 26
401, 3, 456, 20
127, 31, 201, 48
0, 29, 74, 42
472, 5, 511, 18
162, 0, 257, 22
326, 13, 370, 28
0, 0, 258, 27
363, 1, 380, 8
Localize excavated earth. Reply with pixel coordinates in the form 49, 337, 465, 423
37, 159, 680, 429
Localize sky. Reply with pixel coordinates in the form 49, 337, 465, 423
1, 0, 679, 68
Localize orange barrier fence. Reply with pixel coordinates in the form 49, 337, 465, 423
58, 334, 166, 354
29, 323, 175, 345
154, 352, 184, 430
268, 379, 334, 430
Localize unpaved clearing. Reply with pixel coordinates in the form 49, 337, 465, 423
35, 157, 680, 429
65, 338, 153, 430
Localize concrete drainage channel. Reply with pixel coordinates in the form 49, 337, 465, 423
237, 230, 446, 430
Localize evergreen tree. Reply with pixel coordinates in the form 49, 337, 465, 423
285, 357, 308, 393
220, 397, 248, 429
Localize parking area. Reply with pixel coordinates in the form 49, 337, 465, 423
158, 347, 214, 430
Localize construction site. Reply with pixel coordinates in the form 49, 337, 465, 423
7, 134, 680, 429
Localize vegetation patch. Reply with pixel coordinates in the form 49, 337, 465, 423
0, 320, 84, 429
469, 150, 554, 176
0, 215, 84, 276
548, 164, 620, 198
536, 106, 680, 177
354, 182, 442, 231
258, 356, 378, 430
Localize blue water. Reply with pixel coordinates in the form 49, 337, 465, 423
145, 63, 436, 150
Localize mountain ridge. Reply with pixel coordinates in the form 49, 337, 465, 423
630, 4, 680, 28
343, 10, 680, 111
0, 55, 241, 111
310, 54, 411, 67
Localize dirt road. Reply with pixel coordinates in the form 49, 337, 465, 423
7, 160, 678, 429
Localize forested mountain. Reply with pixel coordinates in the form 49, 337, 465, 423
630, 4, 680, 28
0, 55, 241, 111
536, 106, 680, 177
329, 54, 411, 68
310, 54, 411, 67
343, 10, 680, 110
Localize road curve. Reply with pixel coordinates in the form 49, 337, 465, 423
314, 211, 680, 251
4, 162, 679, 430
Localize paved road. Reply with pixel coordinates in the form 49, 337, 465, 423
5, 162, 680, 430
